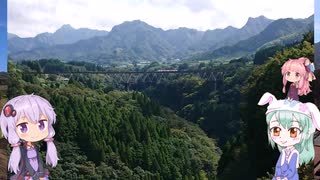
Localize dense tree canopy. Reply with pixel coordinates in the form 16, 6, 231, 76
7, 62, 221, 180
5, 32, 315, 179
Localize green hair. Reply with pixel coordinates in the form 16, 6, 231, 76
266, 110, 315, 165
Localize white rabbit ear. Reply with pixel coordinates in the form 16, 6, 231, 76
305, 103, 320, 130
258, 92, 277, 106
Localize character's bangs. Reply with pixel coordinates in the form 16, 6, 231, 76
15, 96, 40, 123
275, 111, 293, 128
14, 95, 55, 124
37, 99, 56, 124
287, 62, 306, 76
271, 110, 308, 130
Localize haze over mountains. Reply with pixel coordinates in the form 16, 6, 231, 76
8, 15, 313, 64
8, 25, 109, 52
197, 15, 314, 60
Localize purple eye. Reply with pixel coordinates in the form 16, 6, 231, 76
17, 123, 28, 134
38, 120, 47, 131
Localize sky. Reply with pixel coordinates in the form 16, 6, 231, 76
8, 0, 314, 38
0, 0, 7, 72
315, 0, 320, 43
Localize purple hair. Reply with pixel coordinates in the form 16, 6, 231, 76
0, 94, 59, 174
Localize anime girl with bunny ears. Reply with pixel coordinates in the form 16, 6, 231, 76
0, 94, 58, 180
258, 92, 320, 180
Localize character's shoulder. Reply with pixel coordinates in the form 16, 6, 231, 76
288, 149, 299, 159
290, 149, 299, 157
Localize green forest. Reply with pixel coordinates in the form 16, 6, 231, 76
3, 31, 317, 179
7, 63, 221, 179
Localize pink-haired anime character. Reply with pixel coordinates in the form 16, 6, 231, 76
281, 57, 315, 101
0, 94, 58, 180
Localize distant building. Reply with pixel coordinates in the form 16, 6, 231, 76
56, 76, 69, 82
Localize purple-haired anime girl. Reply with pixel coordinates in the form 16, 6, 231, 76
0, 94, 58, 180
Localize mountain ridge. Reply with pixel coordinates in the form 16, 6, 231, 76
195, 16, 313, 60
9, 15, 312, 64
8, 24, 109, 53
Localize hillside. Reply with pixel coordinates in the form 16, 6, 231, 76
0, 138, 7, 180
7, 62, 221, 179
0, 97, 7, 180
197, 15, 273, 51
8, 25, 109, 53
9, 16, 275, 64
7, 33, 18, 39
8, 31, 315, 179
197, 16, 313, 60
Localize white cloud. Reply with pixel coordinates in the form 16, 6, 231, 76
8, 0, 314, 37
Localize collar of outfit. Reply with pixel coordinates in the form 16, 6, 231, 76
284, 146, 295, 162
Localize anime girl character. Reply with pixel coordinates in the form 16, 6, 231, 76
0, 94, 58, 180
258, 92, 320, 180
281, 57, 315, 101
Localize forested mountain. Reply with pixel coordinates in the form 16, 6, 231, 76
163, 28, 205, 58
14, 56, 253, 145
7, 33, 18, 40
9, 16, 313, 64
128, 59, 253, 145
7, 16, 283, 64
7, 61, 221, 179
196, 15, 314, 60
9, 16, 272, 62
197, 15, 273, 51
8, 24, 109, 53
5, 31, 315, 180
0, 96, 7, 180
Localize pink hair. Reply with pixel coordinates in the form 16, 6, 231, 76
281, 57, 311, 96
